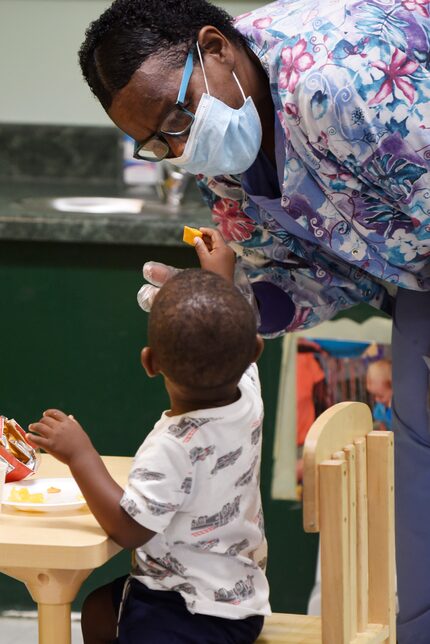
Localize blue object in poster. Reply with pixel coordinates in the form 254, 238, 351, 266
307, 339, 370, 357
372, 402, 392, 430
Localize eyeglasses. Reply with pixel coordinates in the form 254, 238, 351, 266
133, 49, 196, 162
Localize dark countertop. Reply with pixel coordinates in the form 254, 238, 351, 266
0, 181, 212, 247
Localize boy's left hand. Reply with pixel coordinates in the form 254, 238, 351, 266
27, 409, 95, 466
193, 227, 236, 283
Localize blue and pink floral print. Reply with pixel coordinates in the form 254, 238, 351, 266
196, 0, 430, 336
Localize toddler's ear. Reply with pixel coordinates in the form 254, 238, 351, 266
141, 347, 159, 377
254, 335, 264, 363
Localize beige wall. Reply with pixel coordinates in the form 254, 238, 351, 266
0, 0, 261, 126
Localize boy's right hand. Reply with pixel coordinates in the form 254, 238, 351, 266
193, 228, 236, 283
27, 409, 95, 467
28, 410, 155, 550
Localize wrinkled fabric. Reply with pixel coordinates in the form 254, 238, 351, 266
392, 288, 430, 643
197, 0, 430, 336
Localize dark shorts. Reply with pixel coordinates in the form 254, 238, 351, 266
112, 575, 264, 644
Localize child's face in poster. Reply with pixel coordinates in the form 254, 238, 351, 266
366, 362, 392, 407
366, 379, 392, 406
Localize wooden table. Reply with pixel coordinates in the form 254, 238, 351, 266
0, 454, 132, 644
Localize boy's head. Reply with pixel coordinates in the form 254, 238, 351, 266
366, 359, 392, 407
142, 269, 261, 390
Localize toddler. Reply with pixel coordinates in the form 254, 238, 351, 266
27, 235, 270, 644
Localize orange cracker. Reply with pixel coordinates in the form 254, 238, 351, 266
183, 225, 203, 246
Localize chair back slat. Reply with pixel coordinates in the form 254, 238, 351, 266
354, 437, 369, 632
344, 445, 358, 638
320, 460, 350, 643
367, 432, 396, 644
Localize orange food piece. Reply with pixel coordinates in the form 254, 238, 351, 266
47, 486, 61, 494
183, 226, 203, 246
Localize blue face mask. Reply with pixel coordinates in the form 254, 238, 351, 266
170, 44, 263, 176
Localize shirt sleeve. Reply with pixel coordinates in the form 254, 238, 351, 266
120, 436, 192, 533
196, 175, 387, 337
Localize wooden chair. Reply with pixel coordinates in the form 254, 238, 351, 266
257, 401, 396, 644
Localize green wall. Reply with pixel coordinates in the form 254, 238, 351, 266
0, 239, 319, 614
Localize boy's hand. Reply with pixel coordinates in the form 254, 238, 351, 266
27, 409, 95, 467
28, 410, 154, 549
193, 228, 236, 282
137, 229, 236, 311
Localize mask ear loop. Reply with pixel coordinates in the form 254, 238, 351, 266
232, 71, 247, 103
196, 42, 210, 95
196, 41, 247, 104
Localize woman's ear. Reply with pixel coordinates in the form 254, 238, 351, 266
141, 347, 159, 378
197, 25, 234, 65
254, 334, 264, 363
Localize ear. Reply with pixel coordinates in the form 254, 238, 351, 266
253, 335, 264, 363
141, 347, 159, 378
197, 25, 235, 66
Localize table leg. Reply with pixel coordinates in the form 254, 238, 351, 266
0, 566, 93, 644
38, 603, 72, 644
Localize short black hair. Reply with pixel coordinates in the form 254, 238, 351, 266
79, 0, 245, 111
149, 269, 257, 389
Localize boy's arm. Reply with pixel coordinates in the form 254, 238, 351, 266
193, 227, 236, 283
137, 227, 236, 310
27, 410, 155, 550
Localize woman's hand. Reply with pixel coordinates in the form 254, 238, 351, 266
194, 227, 236, 282
137, 262, 181, 311
27, 409, 96, 467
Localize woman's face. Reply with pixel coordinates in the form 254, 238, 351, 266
107, 31, 246, 159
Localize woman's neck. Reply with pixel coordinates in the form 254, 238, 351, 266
241, 44, 276, 166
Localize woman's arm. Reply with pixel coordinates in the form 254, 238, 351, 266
196, 175, 387, 336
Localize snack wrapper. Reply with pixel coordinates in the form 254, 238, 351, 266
0, 416, 40, 482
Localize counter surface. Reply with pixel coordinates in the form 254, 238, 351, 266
0, 181, 212, 246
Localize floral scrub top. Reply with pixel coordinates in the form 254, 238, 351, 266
196, 0, 430, 337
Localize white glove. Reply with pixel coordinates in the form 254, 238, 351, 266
137, 259, 260, 328
137, 262, 181, 312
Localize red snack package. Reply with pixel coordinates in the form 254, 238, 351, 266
0, 416, 40, 483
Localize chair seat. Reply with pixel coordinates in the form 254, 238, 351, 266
257, 614, 389, 644
257, 613, 321, 643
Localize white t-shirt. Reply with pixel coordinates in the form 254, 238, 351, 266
120, 363, 271, 619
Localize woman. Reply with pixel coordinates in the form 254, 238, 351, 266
79, 1, 430, 641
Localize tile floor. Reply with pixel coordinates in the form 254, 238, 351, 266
0, 613, 84, 644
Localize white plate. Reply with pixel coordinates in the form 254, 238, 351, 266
2, 477, 86, 513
